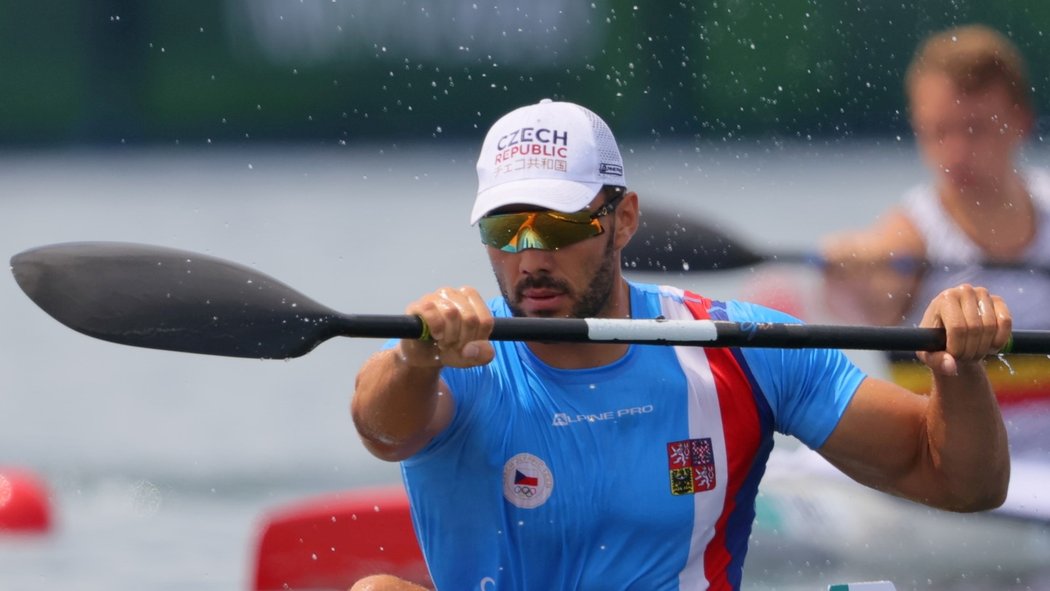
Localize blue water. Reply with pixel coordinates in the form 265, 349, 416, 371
0, 142, 1046, 590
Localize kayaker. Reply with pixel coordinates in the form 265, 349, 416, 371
821, 24, 1050, 330
349, 98, 1012, 591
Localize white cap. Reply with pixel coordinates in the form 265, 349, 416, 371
471, 99, 626, 224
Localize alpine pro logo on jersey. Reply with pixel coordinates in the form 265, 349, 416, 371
667, 437, 717, 495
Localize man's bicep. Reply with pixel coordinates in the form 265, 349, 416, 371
817, 376, 930, 494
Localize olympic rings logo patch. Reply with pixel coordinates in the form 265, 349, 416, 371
502, 453, 553, 509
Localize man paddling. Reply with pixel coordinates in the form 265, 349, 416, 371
349, 99, 1011, 591
822, 25, 1050, 329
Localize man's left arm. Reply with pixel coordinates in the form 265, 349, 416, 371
817, 284, 1011, 512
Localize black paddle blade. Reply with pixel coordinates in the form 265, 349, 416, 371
622, 209, 766, 272
11, 242, 341, 359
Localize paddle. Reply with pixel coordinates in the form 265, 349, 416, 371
10, 241, 1050, 359
623, 207, 1050, 274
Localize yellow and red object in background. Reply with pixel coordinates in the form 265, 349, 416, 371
892, 355, 1050, 407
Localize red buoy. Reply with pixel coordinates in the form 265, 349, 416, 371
0, 468, 52, 533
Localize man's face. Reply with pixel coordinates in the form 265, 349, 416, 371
485, 194, 620, 319
909, 72, 1030, 192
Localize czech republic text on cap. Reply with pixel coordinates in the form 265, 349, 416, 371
471, 99, 626, 224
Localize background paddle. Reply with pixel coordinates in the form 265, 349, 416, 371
11, 241, 1050, 359
624, 207, 1050, 274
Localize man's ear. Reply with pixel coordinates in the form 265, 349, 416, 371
614, 191, 639, 249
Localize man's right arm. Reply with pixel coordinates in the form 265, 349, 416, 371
352, 346, 453, 461
350, 286, 495, 462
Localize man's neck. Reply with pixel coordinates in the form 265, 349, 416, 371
524, 277, 632, 369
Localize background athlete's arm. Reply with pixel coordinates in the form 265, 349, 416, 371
820, 208, 926, 325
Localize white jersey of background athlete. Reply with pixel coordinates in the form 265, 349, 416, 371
901, 168, 1050, 329
399, 282, 865, 591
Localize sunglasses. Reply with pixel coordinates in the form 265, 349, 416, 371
479, 189, 625, 253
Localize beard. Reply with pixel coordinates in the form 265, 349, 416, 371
500, 234, 618, 319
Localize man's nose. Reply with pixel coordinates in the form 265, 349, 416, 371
515, 247, 557, 275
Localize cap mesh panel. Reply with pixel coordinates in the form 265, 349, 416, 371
580, 106, 623, 175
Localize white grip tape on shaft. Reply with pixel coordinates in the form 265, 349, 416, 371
584, 318, 719, 342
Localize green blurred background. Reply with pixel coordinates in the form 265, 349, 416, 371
3, 0, 1049, 146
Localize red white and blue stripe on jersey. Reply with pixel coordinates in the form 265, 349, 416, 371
668, 287, 776, 590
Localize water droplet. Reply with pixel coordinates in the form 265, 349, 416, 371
996, 354, 1016, 375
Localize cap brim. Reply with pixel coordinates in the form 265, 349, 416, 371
470, 179, 604, 224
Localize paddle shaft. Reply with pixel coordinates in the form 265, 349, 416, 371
338, 314, 1045, 354
747, 251, 1046, 275
12, 241, 1050, 359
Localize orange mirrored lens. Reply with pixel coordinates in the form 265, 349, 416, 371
479, 211, 603, 252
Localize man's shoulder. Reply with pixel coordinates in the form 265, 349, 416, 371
626, 281, 797, 323
1024, 168, 1050, 207
626, 280, 712, 301
626, 281, 714, 311
899, 180, 936, 210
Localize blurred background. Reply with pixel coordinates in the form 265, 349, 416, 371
4, 0, 1050, 146
1, 2, 1049, 590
